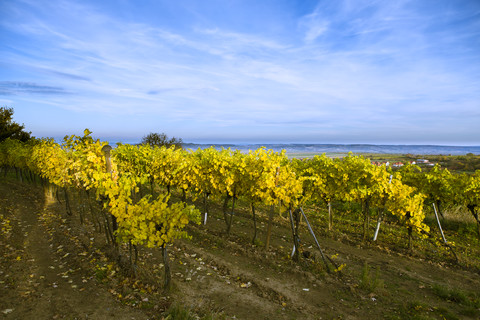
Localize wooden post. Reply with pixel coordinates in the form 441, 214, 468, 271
101, 145, 118, 239
101, 145, 113, 174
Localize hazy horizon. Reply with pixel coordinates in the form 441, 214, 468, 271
46, 135, 480, 148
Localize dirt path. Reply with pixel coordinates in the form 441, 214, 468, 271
168, 205, 480, 319
0, 180, 149, 320
1, 178, 480, 319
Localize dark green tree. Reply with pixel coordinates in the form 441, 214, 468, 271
141, 132, 183, 149
0, 107, 32, 142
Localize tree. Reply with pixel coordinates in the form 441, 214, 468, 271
0, 107, 32, 142
141, 132, 183, 149
454, 172, 480, 240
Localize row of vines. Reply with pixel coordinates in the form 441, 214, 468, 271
1, 130, 479, 286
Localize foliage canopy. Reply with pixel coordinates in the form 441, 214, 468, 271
141, 132, 183, 149
0, 107, 32, 142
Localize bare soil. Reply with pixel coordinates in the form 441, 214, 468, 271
1, 179, 479, 319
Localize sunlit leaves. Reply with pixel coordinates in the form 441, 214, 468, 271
4, 132, 474, 245
292, 153, 429, 236
113, 195, 200, 247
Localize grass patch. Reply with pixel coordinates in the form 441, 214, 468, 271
163, 304, 196, 320
359, 262, 384, 293
432, 284, 480, 309
432, 284, 468, 304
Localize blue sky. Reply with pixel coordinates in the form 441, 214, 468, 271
1, 0, 479, 145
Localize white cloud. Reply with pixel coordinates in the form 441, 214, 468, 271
1, 0, 479, 144
298, 7, 329, 43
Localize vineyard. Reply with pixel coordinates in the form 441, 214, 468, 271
1, 130, 480, 319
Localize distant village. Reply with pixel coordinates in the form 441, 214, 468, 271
371, 158, 436, 168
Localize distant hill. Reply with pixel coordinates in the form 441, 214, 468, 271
182, 143, 480, 156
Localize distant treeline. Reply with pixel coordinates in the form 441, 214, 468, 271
417, 154, 480, 173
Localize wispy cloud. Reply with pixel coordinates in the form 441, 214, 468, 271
298, 6, 329, 43
47, 70, 91, 81
0, 0, 479, 143
0, 81, 69, 95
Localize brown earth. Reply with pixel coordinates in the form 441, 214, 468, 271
0, 179, 151, 320
1, 178, 479, 319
